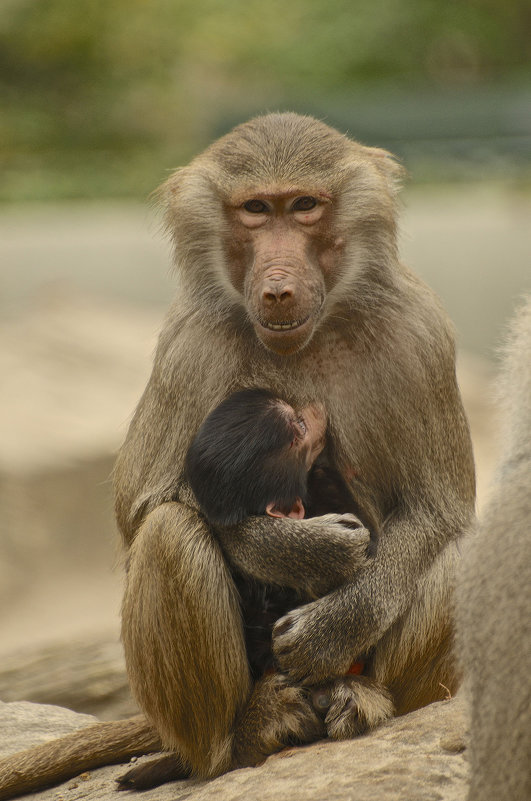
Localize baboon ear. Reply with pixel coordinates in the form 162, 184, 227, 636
155, 165, 222, 244
266, 502, 285, 519
154, 166, 197, 208
266, 499, 305, 519
287, 498, 306, 519
362, 146, 406, 195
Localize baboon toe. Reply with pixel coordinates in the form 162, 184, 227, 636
116, 753, 189, 791
324, 676, 394, 740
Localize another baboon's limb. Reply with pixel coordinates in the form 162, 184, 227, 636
457, 298, 531, 801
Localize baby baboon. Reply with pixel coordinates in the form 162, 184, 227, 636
185, 386, 379, 530
457, 298, 531, 801
185, 387, 330, 526
185, 386, 374, 678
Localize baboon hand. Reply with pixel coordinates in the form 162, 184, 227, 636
273, 593, 364, 684
299, 513, 371, 597
312, 512, 365, 535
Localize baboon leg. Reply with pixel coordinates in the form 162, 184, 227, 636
372, 541, 460, 714
232, 673, 325, 768
116, 753, 190, 792
122, 502, 251, 778
311, 676, 394, 740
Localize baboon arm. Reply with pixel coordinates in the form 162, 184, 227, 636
0, 716, 160, 801
216, 513, 372, 598
273, 500, 470, 684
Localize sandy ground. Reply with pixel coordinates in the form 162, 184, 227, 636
0, 185, 528, 658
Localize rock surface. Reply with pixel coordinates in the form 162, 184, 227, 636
0, 292, 159, 652
0, 697, 469, 801
0, 702, 95, 758
0, 637, 137, 721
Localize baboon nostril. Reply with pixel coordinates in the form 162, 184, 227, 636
262, 286, 294, 305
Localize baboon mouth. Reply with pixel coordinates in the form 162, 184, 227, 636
259, 316, 310, 332
255, 315, 315, 353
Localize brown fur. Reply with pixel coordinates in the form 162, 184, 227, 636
0, 113, 475, 798
0, 716, 160, 800
116, 752, 189, 791
116, 112, 474, 779
457, 298, 531, 801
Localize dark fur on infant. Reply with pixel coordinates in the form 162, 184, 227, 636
185, 388, 375, 678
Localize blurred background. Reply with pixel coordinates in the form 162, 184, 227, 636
0, 0, 530, 720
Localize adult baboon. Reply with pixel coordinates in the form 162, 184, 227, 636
116, 111, 475, 782
0, 112, 475, 797
457, 298, 531, 801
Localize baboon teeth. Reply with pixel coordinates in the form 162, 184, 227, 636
262, 319, 305, 331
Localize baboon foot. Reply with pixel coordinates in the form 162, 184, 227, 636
233, 673, 325, 768
312, 675, 394, 739
116, 752, 190, 791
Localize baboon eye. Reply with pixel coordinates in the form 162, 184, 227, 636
292, 196, 317, 211
243, 199, 269, 214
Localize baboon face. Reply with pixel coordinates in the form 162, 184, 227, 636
224, 189, 342, 355
161, 113, 403, 355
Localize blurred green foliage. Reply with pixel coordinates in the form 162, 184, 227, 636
1, 0, 530, 200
